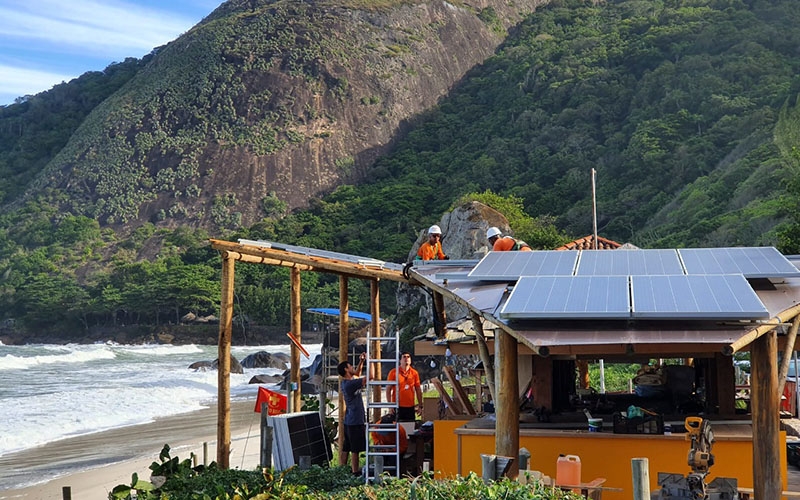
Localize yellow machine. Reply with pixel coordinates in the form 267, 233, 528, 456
658, 417, 739, 499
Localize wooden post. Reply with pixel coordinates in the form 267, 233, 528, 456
470, 312, 496, 404
576, 360, 590, 389
290, 266, 302, 412
337, 276, 348, 467
496, 329, 519, 478
779, 314, 800, 398
370, 279, 382, 423
631, 457, 650, 500
433, 291, 446, 337
715, 352, 736, 416
217, 252, 235, 468
260, 405, 272, 467
532, 355, 554, 411
61, 486, 71, 500
751, 329, 781, 499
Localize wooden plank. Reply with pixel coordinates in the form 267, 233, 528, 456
443, 366, 477, 415
431, 377, 462, 416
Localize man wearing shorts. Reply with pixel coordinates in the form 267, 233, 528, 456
338, 353, 367, 475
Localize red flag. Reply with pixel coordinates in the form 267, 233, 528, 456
254, 386, 288, 415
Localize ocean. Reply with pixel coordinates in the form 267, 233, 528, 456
0, 341, 321, 491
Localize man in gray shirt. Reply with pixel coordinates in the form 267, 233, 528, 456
338, 352, 367, 475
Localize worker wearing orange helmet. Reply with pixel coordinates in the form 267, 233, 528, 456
416, 225, 448, 260
486, 226, 532, 252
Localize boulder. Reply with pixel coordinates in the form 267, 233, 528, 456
248, 374, 283, 384
241, 351, 289, 369
189, 355, 244, 374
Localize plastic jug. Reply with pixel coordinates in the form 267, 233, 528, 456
556, 454, 581, 486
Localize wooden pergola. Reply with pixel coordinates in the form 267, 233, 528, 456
209, 238, 441, 468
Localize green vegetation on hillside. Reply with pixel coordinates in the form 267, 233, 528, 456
3, 0, 800, 335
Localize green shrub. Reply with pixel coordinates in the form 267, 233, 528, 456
109, 445, 583, 499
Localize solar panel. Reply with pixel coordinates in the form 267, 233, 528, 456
468, 251, 578, 281
238, 239, 405, 271
679, 247, 800, 278
631, 274, 769, 319
576, 249, 683, 275
499, 275, 630, 319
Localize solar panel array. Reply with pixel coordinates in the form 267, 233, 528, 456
491, 246, 797, 321
500, 274, 771, 320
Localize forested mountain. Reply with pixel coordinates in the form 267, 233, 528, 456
2, 0, 800, 338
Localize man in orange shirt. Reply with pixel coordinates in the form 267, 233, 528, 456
386, 352, 424, 422
370, 412, 409, 471
486, 226, 532, 251
416, 225, 448, 260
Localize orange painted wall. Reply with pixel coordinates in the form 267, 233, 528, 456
433, 423, 786, 500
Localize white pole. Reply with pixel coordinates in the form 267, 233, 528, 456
591, 168, 598, 250
599, 359, 606, 394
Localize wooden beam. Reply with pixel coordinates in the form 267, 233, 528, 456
216, 252, 235, 468
779, 314, 800, 399
431, 377, 462, 416
496, 329, 519, 478
210, 239, 408, 283
222, 251, 313, 270
725, 303, 800, 355
337, 276, 348, 467
750, 329, 781, 499
290, 267, 302, 412
443, 366, 477, 415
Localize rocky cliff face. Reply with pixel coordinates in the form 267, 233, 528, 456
27, 0, 547, 233
396, 200, 511, 336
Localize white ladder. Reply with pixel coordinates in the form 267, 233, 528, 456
364, 331, 400, 481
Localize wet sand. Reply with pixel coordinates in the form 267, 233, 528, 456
0, 400, 264, 499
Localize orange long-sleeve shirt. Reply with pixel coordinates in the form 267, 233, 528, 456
417, 241, 446, 260
493, 236, 532, 252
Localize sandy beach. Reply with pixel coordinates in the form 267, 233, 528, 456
0, 400, 265, 500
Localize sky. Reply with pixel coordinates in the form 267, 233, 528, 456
0, 0, 223, 106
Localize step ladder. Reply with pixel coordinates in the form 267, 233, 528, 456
364, 331, 400, 481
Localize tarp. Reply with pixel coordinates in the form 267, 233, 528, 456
306, 307, 372, 322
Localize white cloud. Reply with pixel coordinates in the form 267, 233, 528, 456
0, 0, 199, 57
0, 0, 215, 104
0, 63, 72, 99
